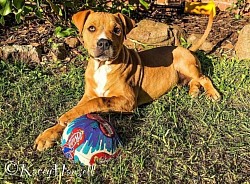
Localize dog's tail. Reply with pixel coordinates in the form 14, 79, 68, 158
188, 11, 214, 52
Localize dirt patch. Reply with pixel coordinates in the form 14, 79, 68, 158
0, 11, 249, 62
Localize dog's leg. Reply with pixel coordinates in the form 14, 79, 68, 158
188, 79, 201, 98
195, 76, 221, 100
59, 96, 135, 125
34, 96, 135, 151
77, 95, 89, 105
182, 64, 220, 101
173, 49, 220, 101
189, 76, 220, 100
34, 94, 90, 151
34, 123, 65, 151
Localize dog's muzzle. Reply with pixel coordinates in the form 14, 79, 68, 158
93, 39, 114, 61
97, 39, 112, 51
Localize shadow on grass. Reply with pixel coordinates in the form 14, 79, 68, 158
196, 51, 215, 77
106, 50, 218, 146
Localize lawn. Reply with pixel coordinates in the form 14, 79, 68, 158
0, 53, 249, 183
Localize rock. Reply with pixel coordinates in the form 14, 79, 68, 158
242, 3, 250, 17
50, 43, 67, 61
0, 45, 42, 63
187, 34, 214, 52
221, 43, 234, 50
124, 19, 185, 50
235, 24, 250, 60
64, 37, 79, 48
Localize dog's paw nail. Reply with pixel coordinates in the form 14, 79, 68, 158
190, 93, 199, 98
206, 92, 221, 101
34, 138, 54, 151
33, 143, 37, 150
189, 90, 200, 98
34, 132, 57, 151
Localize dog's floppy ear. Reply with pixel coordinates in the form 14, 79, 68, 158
116, 13, 135, 36
72, 10, 93, 34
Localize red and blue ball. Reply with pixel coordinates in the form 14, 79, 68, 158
61, 114, 122, 166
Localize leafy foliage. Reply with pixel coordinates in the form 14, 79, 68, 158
54, 26, 75, 38
0, 0, 24, 24
0, 0, 147, 25
0, 0, 77, 25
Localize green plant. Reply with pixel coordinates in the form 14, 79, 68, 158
0, 0, 79, 25
0, 0, 152, 26
0, 0, 24, 24
121, 0, 150, 16
0, 0, 45, 25
180, 37, 191, 49
139, 0, 149, 10
54, 26, 75, 38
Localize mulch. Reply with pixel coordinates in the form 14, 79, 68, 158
170, 11, 250, 56
0, 10, 249, 61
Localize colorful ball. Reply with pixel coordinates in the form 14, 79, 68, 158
61, 114, 122, 166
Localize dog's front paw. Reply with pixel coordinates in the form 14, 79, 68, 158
34, 124, 64, 151
206, 89, 221, 101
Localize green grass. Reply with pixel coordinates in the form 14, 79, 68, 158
0, 55, 249, 183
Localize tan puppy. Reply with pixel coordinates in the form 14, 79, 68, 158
34, 10, 220, 151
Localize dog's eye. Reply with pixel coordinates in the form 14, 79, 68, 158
88, 26, 96, 32
113, 27, 121, 35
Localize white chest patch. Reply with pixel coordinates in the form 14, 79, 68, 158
93, 61, 112, 97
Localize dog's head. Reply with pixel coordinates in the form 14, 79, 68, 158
72, 10, 135, 62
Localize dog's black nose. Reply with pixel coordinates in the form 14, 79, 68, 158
97, 39, 112, 51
